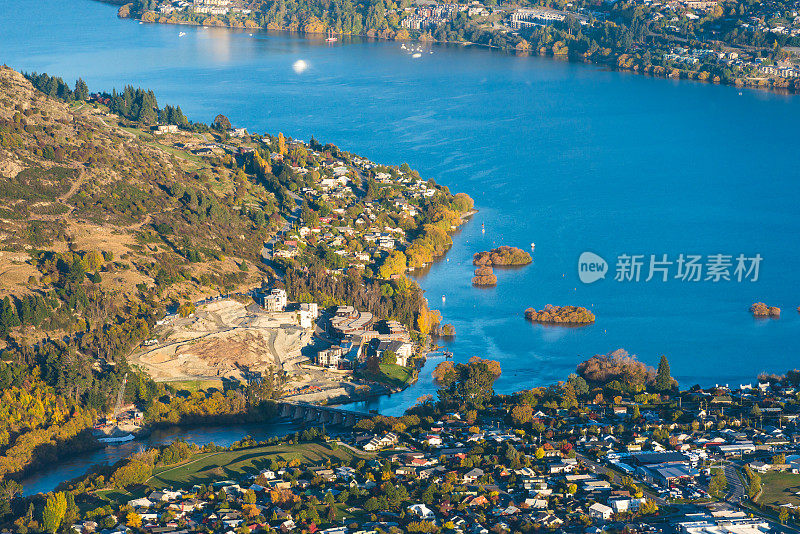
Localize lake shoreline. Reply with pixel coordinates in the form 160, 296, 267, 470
118, 12, 800, 96
5, 0, 800, 495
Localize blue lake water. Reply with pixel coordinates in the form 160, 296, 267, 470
3, 0, 800, 486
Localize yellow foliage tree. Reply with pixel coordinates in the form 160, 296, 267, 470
126, 512, 142, 528
378, 251, 406, 279
413, 307, 437, 336
278, 132, 287, 155
303, 16, 326, 33
84, 250, 104, 272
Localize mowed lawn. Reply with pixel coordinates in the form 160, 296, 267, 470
356, 364, 414, 389
379, 363, 413, 386
757, 472, 800, 507
148, 442, 369, 488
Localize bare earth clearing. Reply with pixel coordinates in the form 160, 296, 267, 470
128, 298, 375, 403
129, 299, 311, 382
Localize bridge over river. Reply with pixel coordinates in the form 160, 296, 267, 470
276, 401, 366, 427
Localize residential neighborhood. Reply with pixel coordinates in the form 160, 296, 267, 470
61, 359, 800, 534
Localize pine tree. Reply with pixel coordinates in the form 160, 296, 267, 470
173, 106, 188, 126
0, 297, 20, 334
655, 355, 673, 392
74, 78, 89, 101
17, 296, 33, 325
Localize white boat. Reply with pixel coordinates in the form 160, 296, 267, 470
98, 433, 135, 444
179, 31, 186, 37
325, 37, 338, 42
412, 53, 422, 58
530, 242, 535, 249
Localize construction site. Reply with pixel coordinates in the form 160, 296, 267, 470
110, 296, 390, 427
128, 298, 313, 384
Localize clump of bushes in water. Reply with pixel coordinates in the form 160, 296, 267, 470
473, 246, 532, 266
472, 265, 497, 286
751, 302, 780, 318
525, 304, 595, 325
434, 323, 456, 337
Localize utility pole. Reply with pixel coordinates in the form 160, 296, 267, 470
113, 373, 128, 421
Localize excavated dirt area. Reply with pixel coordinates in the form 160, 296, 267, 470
129, 299, 312, 383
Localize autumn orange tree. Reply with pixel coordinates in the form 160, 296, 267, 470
472, 265, 497, 286
473, 246, 532, 266
278, 132, 287, 156
524, 304, 595, 325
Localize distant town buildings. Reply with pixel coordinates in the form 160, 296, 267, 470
153, 124, 178, 134
191, 0, 230, 14
510, 7, 567, 28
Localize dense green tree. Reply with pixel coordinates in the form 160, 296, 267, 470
41, 492, 67, 534
74, 78, 89, 101
655, 355, 674, 392
0, 297, 20, 335
380, 350, 397, 365
213, 114, 232, 130
437, 357, 500, 410
62, 493, 78, 530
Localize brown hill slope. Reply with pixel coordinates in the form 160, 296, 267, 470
0, 66, 273, 345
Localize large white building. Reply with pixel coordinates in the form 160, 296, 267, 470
298, 302, 319, 329
316, 347, 343, 369
679, 518, 770, 534
262, 288, 287, 312
588, 503, 613, 521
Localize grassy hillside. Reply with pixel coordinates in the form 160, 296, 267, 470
148, 442, 368, 487
0, 66, 275, 337
0, 67, 286, 483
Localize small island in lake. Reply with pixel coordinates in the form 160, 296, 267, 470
751, 302, 781, 318
472, 265, 497, 286
434, 323, 456, 337
473, 246, 532, 267
525, 304, 596, 325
